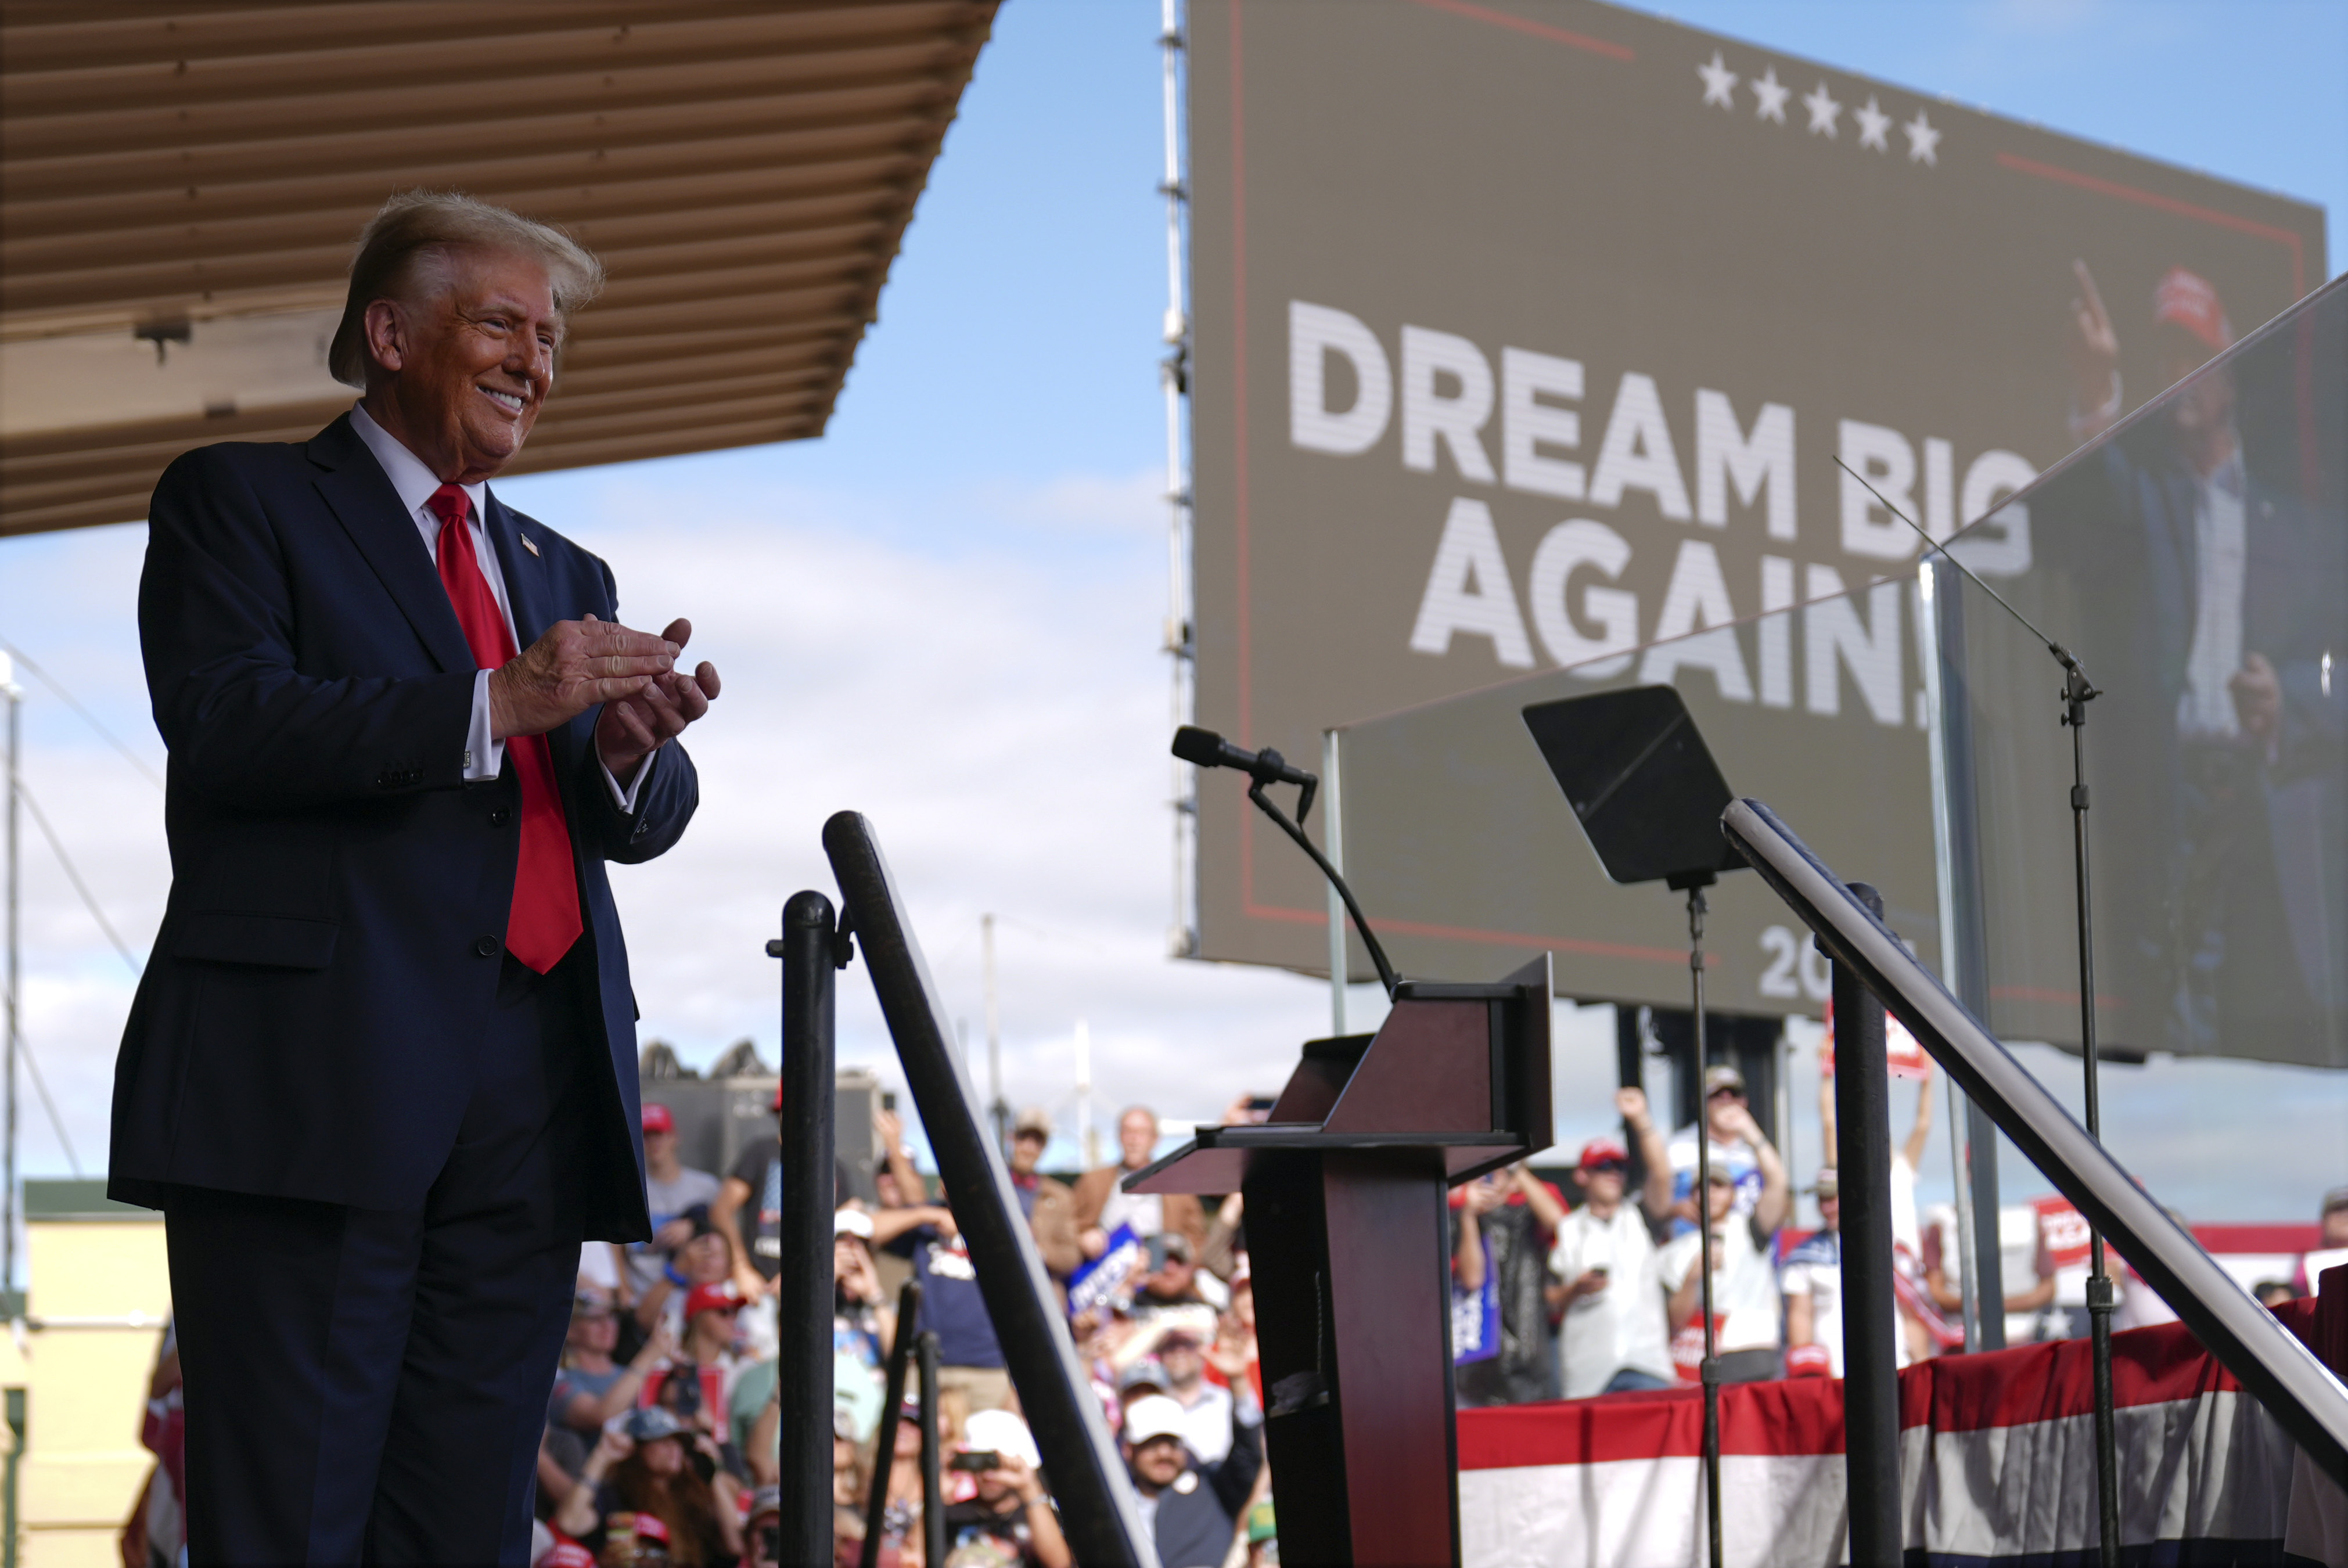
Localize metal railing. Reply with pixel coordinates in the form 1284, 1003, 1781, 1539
1723, 796, 2348, 1488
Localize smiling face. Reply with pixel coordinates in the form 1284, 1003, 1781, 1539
1129, 1434, 1185, 1488
359, 244, 562, 483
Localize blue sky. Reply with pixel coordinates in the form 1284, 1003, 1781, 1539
1, 0, 2342, 1230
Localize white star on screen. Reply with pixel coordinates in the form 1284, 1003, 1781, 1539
1800, 81, 1842, 137
1696, 51, 1738, 109
1750, 66, 1790, 123
1854, 95, 1892, 152
1903, 109, 1942, 166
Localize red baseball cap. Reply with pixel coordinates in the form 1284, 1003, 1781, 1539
684, 1282, 743, 1322
628, 1513, 671, 1546
1578, 1136, 1628, 1169
2153, 267, 2231, 353
545, 1544, 596, 1568
641, 1104, 675, 1134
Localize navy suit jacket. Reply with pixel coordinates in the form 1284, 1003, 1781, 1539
108, 413, 695, 1240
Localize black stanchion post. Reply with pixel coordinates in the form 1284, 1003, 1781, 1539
1687, 885, 1724, 1568
1831, 884, 1902, 1562
917, 1330, 945, 1568
776, 891, 839, 1566
858, 1281, 922, 1568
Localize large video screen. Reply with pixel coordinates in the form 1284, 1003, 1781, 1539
1185, 0, 2327, 1036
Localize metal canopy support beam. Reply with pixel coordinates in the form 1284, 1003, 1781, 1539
1723, 797, 2348, 1488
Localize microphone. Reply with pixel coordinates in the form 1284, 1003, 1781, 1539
1173, 724, 1400, 997
1171, 725, 1315, 789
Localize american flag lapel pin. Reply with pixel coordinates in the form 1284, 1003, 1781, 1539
520, 533, 540, 557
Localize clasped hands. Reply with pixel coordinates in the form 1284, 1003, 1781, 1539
487, 614, 721, 782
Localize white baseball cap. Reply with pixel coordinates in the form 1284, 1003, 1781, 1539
834, 1208, 875, 1240
962, 1408, 1041, 1468
1122, 1395, 1187, 1447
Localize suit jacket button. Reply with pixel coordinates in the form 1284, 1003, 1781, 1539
474, 936, 501, 958
489, 807, 512, 826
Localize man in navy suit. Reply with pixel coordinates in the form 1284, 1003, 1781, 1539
2059, 262, 2346, 1062
108, 192, 720, 1565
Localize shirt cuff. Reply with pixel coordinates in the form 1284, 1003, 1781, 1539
601, 745, 655, 814
462, 669, 504, 781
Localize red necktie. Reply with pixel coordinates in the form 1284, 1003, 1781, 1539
428, 484, 582, 973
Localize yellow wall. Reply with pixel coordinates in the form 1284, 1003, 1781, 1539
0, 1191, 170, 1568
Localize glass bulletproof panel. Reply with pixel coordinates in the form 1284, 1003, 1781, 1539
1321, 275, 2347, 1238
1934, 275, 2348, 1071
1332, 559, 1939, 1019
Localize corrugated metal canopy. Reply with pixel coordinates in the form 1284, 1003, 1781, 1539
0, 0, 996, 538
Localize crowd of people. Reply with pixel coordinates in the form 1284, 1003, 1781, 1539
818, 1058, 2348, 1568
531, 1092, 786, 1567
128, 1089, 788, 1568
829, 1099, 1271, 1568
118, 1048, 2340, 1568
541, 1099, 784, 1564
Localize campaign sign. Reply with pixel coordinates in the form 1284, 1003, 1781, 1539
1452, 1240, 1501, 1365
1066, 1224, 1144, 1321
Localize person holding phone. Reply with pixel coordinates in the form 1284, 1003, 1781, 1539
940, 1410, 1071, 1567
554, 1407, 743, 1565
1548, 1088, 1680, 1397
742, 1487, 782, 1568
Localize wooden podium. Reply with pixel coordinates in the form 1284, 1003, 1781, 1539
1126, 957, 1553, 1567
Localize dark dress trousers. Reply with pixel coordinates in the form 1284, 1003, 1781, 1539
110, 413, 697, 1565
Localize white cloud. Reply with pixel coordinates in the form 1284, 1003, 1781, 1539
548, 469, 1350, 1145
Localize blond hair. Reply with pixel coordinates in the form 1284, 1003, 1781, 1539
328, 190, 604, 387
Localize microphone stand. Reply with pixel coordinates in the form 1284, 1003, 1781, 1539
1675, 871, 1723, 1568
1838, 459, 2119, 1563
1239, 751, 1402, 999
2062, 658, 2122, 1568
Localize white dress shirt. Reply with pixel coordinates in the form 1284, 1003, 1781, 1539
2177, 448, 2248, 740
350, 403, 649, 811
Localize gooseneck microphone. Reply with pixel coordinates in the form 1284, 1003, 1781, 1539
1172, 725, 1400, 998
1171, 725, 1316, 789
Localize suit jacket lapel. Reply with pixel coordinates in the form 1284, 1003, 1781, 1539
481, 488, 552, 651
307, 415, 473, 675
481, 487, 584, 781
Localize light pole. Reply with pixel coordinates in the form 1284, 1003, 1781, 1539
2, 653, 20, 1320
982, 914, 1007, 1153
